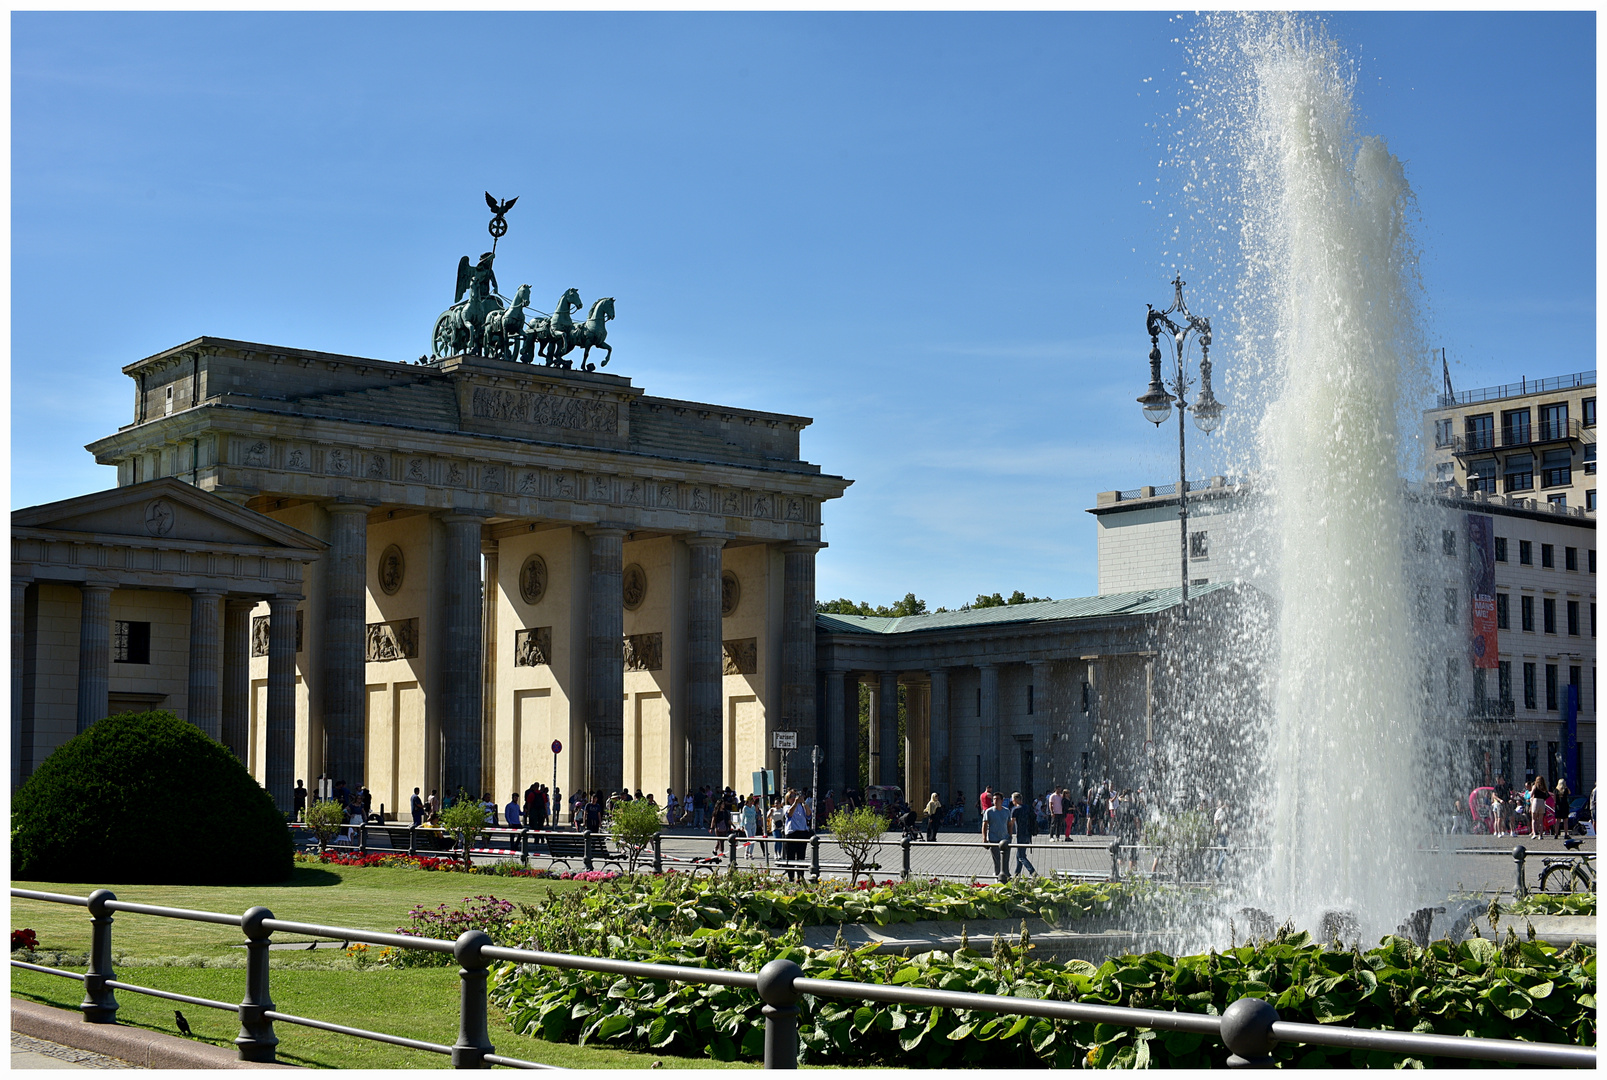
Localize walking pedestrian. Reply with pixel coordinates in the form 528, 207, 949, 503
925, 791, 942, 842
410, 787, 425, 828
293, 780, 308, 822
783, 789, 811, 881
982, 793, 1012, 880
1049, 787, 1064, 841
1554, 776, 1572, 836
711, 796, 733, 856
505, 792, 523, 829
1009, 792, 1037, 877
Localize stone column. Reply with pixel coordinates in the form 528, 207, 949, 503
266, 596, 299, 811
13, 578, 30, 790
1029, 660, 1049, 793
1086, 659, 1104, 784
877, 670, 899, 787
481, 541, 499, 799
904, 680, 926, 803
321, 503, 369, 789
76, 583, 114, 733
821, 669, 846, 796
686, 536, 725, 793
927, 668, 950, 804
585, 527, 626, 794
843, 672, 863, 793
864, 676, 879, 784
186, 590, 224, 740
978, 663, 1000, 795
781, 544, 820, 750
441, 514, 486, 800
222, 599, 255, 760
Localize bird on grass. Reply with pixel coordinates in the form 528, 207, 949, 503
174, 1010, 192, 1037
305, 941, 318, 950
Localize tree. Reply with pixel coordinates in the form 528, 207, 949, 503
972, 590, 1052, 609
816, 592, 928, 618
303, 799, 347, 855
440, 790, 488, 869
827, 805, 888, 885
609, 796, 663, 875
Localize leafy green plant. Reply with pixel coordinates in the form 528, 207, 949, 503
491, 923, 1597, 1068
440, 790, 488, 869
302, 800, 347, 855
609, 798, 663, 875
826, 806, 887, 885
1145, 810, 1213, 881
1506, 892, 1596, 917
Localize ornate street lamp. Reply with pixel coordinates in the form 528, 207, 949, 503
1138, 276, 1225, 620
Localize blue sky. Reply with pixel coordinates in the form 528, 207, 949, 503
11, 11, 1595, 607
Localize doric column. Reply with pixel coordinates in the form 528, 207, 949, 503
13, 579, 31, 790
781, 544, 820, 750
927, 667, 950, 804
1029, 660, 1050, 793
321, 503, 369, 788
1086, 659, 1104, 784
842, 671, 862, 793
877, 670, 899, 787
266, 595, 299, 811
821, 669, 846, 796
903, 680, 926, 803
864, 676, 880, 786
685, 536, 725, 794
186, 590, 223, 740
978, 663, 1000, 795
76, 584, 114, 733
441, 514, 486, 800
481, 540, 499, 799
585, 527, 626, 794
222, 598, 255, 760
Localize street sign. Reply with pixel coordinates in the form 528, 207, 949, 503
751, 770, 775, 797
772, 730, 798, 749
551, 740, 563, 754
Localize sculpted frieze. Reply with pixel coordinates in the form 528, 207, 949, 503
326, 448, 351, 475
470, 386, 619, 435
517, 470, 539, 495
514, 626, 552, 667
722, 637, 757, 676
244, 441, 269, 466
287, 447, 309, 471
366, 454, 389, 479
251, 610, 304, 656
623, 632, 663, 672
366, 618, 418, 662
690, 488, 709, 512
658, 483, 675, 507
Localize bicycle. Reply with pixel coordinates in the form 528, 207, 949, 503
1538, 851, 1596, 894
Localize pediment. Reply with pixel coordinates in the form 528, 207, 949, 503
13, 478, 325, 552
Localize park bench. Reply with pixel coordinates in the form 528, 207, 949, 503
544, 832, 624, 873
1054, 868, 1112, 884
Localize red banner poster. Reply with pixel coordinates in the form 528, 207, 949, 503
1467, 514, 1497, 669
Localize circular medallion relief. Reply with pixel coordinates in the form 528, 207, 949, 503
721, 570, 741, 616
143, 499, 174, 537
378, 544, 406, 595
622, 564, 648, 611
519, 554, 549, 605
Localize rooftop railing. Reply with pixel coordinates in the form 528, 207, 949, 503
1437, 371, 1595, 409
11, 884, 1596, 1069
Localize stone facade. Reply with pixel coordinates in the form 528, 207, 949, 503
72, 338, 850, 812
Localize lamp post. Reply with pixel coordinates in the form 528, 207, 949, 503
1137, 276, 1224, 621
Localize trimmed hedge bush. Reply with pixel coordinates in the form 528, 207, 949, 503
12, 710, 292, 885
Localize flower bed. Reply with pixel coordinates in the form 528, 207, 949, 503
292, 850, 618, 882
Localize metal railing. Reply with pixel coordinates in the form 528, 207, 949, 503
1437, 371, 1595, 408
12, 886, 1593, 1068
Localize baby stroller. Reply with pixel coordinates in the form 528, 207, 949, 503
895, 808, 920, 841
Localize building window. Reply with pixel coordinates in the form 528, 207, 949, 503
1521, 595, 1535, 632
1543, 597, 1557, 634
1446, 657, 1459, 705
1435, 418, 1453, 446
1436, 461, 1455, 486
1496, 593, 1510, 630
1465, 413, 1495, 452
1442, 529, 1456, 557
1416, 585, 1432, 622
1519, 540, 1533, 565
1525, 740, 1538, 781
1498, 661, 1513, 705
1027, 684, 1034, 715
1566, 546, 1579, 571
1587, 444, 1597, 476
1570, 665, 1582, 698
1542, 449, 1572, 488
1494, 537, 1508, 562
1585, 397, 1597, 427
1567, 600, 1580, 636
1444, 588, 1458, 625
976, 688, 981, 717
1548, 742, 1560, 786
1548, 493, 1568, 509
1588, 490, 1597, 511
1546, 664, 1559, 710
1466, 463, 1495, 495
1591, 549, 1597, 574
1502, 408, 1531, 446
1592, 602, 1597, 638
113, 621, 151, 665
1540, 402, 1570, 442
1500, 740, 1513, 780
1189, 531, 1209, 559
1523, 663, 1538, 709
1541, 543, 1555, 568
1504, 455, 1534, 493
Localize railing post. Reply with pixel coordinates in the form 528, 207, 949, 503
1109, 840, 1122, 883
408, 823, 418, 857
1220, 996, 1278, 1067
520, 828, 530, 866
451, 930, 494, 1068
235, 906, 279, 1062
359, 822, 368, 856
1512, 845, 1528, 897
809, 834, 821, 883
652, 834, 663, 875
756, 958, 802, 1069
584, 830, 595, 872
996, 840, 1009, 884
81, 889, 118, 1024
901, 835, 912, 882
729, 833, 739, 873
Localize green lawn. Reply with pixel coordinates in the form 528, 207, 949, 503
11, 866, 756, 1069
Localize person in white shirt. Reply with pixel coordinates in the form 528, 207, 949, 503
1048, 788, 1065, 841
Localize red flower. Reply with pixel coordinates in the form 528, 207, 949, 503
12, 928, 39, 951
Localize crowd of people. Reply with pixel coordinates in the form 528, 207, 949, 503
1479, 774, 1594, 838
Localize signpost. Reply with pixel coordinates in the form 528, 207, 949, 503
773, 731, 797, 801
810, 745, 823, 830
551, 740, 562, 827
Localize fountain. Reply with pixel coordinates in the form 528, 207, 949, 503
1156, 14, 1463, 945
